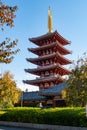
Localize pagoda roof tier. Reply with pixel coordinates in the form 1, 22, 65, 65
23, 75, 63, 86
29, 31, 71, 46
26, 52, 72, 65
21, 82, 68, 101
25, 63, 71, 76
22, 91, 46, 101
28, 41, 71, 56
40, 82, 68, 96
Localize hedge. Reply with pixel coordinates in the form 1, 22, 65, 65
0, 107, 87, 127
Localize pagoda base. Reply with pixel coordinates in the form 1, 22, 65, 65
18, 82, 67, 107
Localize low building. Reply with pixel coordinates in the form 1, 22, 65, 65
20, 82, 67, 107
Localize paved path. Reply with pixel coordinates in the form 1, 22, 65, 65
0, 125, 38, 130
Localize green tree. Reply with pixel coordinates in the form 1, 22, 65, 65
65, 53, 87, 107
0, 1, 19, 63
0, 71, 21, 108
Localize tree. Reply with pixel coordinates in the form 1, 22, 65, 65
0, 38, 20, 63
65, 53, 87, 107
0, 1, 19, 63
0, 71, 21, 108
0, 1, 17, 28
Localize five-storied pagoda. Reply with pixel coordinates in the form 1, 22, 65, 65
23, 7, 72, 107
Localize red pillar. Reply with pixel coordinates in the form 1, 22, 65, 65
53, 100, 56, 107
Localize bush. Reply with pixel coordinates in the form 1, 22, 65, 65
0, 107, 87, 127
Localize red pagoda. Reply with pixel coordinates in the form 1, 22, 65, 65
23, 7, 72, 107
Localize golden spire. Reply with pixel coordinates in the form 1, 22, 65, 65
48, 6, 53, 33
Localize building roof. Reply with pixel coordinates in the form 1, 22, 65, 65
25, 63, 71, 76
23, 75, 63, 86
40, 82, 68, 96
21, 82, 68, 101
28, 41, 71, 56
26, 52, 72, 65
22, 91, 46, 101
29, 31, 71, 46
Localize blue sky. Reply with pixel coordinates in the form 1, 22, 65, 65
1, 0, 87, 91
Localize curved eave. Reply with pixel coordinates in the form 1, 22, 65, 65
22, 91, 46, 101
25, 64, 71, 76
40, 82, 68, 96
56, 52, 72, 65
29, 32, 55, 45
29, 31, 70, 46
56, 65, 71, 75
26, 52, 72, 65
28, 41, 71, 56
54, 31, 71, 45
23, 76, 63, 86
56, 41, 71, 55
28, 42, 56, 55
25, 64, 58, 74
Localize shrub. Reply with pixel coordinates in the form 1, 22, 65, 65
0, 107, 87, 127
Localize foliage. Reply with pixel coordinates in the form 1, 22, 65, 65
0, 107, 87, 127
0, 38, 20, 63
0, 71, 21, 108
0, 1, 19, 64
0, 1, 17, 29
65, 53, 87, 107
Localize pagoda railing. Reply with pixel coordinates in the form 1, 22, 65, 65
36, 74, 61, 80
37, 63, 58, 69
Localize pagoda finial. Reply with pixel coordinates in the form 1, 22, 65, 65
48, 6, 53, 33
